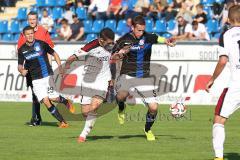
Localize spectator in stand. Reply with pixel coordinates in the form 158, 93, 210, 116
119, 0, 137, 19
221, 2, 234, 27
170, 16, 192, 41
40, 9, 54, 33
133, 0, 150, 16
164, 5, 178, 21
147, 0, 164, 20
76, 0, 84, 7
189, 20, 210, 41
173, 0, 184, 9
62, 6, 74, 24
88, 0, 110, 20
107, 0, 122, 19
176, 2, 194, 23
194, 4, 208, 24
57, 18, 72, 41
69, 14, 84, 41
67, 0, 76, 7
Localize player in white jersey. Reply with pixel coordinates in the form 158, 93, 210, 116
206, 5, 240, 160
64, 28, 125, 142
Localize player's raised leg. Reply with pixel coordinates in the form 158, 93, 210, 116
78, 97, 103, 143
51, 95, 75, 113
144, 102, 158, 141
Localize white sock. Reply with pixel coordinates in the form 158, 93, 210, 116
213, 123, 225, 158
80, 113, 97, 139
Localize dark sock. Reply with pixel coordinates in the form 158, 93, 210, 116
32, 102, 41, 122
117, 100, 125, 112
48, 105, 65, 123
59, 95, 68, 105
145, 111, 157, 132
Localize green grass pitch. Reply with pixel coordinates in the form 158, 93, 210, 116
0, 102, 240, 160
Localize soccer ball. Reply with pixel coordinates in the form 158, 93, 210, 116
170, 102, 187, 118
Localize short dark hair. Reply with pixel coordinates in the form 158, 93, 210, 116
42, 8, 48, 12
61, 18, 68, 24
23, 25, 34, 34
192, 20, 198, 26
27, 11, 38, 18
228, 5, 240, 23
72, 14, 78, 18
196, 4, 203, 9
132, 15, 145, 26
99, 28, 115, 40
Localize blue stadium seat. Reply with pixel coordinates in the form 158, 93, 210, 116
52, 7, 63, 20
83, 20, 92, 33
57, 0, 66, 7
213, 32, 221, 39
36, 0, 46, 7
2, 33, 12, 41
153, 19, 167, 33
203, 6, 213, 19
116, 19, 129, 36
45, 0, 57, 7
167, 0, 173, 4
10, 20, 20, 33
91, 20, 104, 33
104, 19, 116, 32
206, 19, 219, 33
76, 7, 87, 20
167, 19, 176, 31
0, 20, 8, 33
201, 0, 214, 5
215, 0, 224, 3
17, 7, 27, 20
85, 33, 97, 42
162, 33, 172, 38
13, 33, 20, 41
20, 21, 28, 30
51, 33, 58, 39
145, 19, 154, 33
30, 6, 38, 13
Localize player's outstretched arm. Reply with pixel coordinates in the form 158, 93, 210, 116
157, 36, 176, 47
206, 56, 228, 92
18, 65, 28, 76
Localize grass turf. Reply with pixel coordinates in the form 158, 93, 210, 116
0, 102, 240, 160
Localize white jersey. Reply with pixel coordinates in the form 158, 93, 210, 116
219, 27, 240, 87
79, 39, 112, 81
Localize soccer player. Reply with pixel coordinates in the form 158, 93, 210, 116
115, 15, 175, 141
64, 28, 122, 142
18, 26, 74, 128
206, 5, 240, 160
18, 11, 54, 126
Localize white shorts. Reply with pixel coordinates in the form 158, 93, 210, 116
116, 74, 158, 104
80, 78, 110, 105
215, 87, 240, 118
32, 76, 59, 102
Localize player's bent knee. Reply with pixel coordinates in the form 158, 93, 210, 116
148, 103, 158, 113
42, 97, 51, 107
214, 115, 227, 125
116, 92, 128, 102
